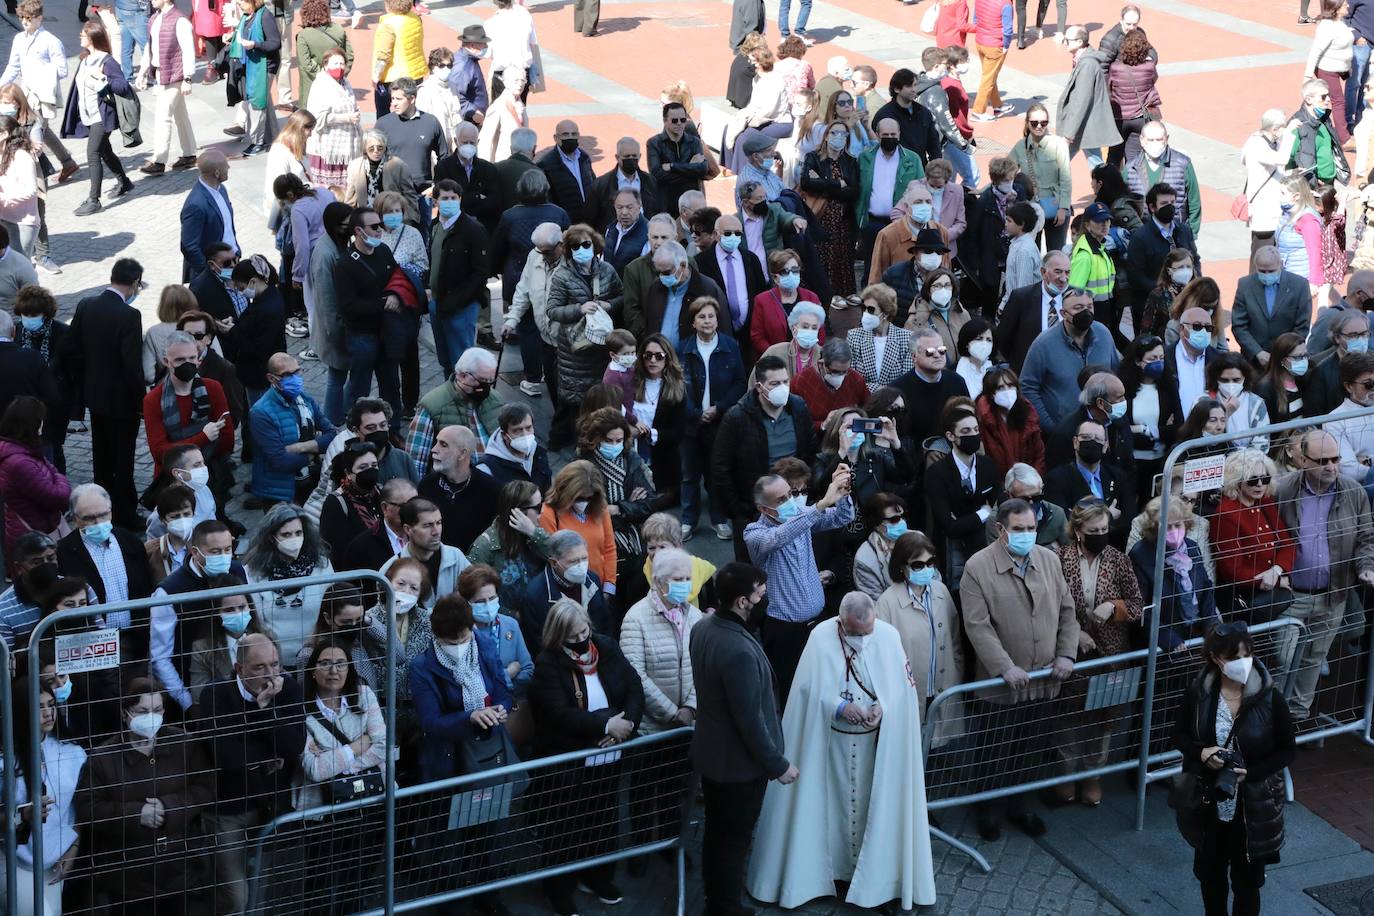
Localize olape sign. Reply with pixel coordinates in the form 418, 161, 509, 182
55, 628, 121, 674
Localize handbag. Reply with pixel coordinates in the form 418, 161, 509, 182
459, 723, 530, 796
1231, 167, 1277, 222
316, 716, 385, 803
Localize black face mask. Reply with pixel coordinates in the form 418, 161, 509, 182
1154, 203, 1176, 224
619, 157, 639, 174
879, 137, 900, 153
750, 201, 770, 217
1070, 309, 1095, 332
354, 467, 380, 490
22, 561, 59, 596
565, 636, 592, 655
465, 381, 492, 402
1082, 531, 1110, 555
364, 429, 391, 452
955, 433, 982, 455
559, 138, 580, 155
1077, 440, 1105, 464
746, 595, 769, 631
172, 362, 199, 383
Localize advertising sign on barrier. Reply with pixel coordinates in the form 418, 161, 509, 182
1181, 454, 1227, 495
54, 628, 120, 674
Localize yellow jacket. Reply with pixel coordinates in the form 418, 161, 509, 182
374, 12, 426, 83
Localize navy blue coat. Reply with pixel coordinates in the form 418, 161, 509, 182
677, 332, 747, 425
512, 567, 610, 656
408, 640, 513, 782
180, 181, 239, 280
1128, 537, 1219, 651
603, 217, 650, 276
59, 53, 129, 139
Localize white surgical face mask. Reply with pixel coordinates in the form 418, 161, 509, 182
572, 499, 590, 516
918, 253, 942, 272
277, 535, 305, 558
929, 286, 953, 307
128, 712, 163, 739
167, 517, 196, 542
509, 433, 537, 455
765, 383, 791, 407
1170, 267, 1194, 286
969, 340, 993, 362
392, 591, 418, 616
180, 465, 210, 489
861, 312, 882, 332
1217, 381, 1244, 400
1221, 656, 1253, 684
993, 388, 1018, 410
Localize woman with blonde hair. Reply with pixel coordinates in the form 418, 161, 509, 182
304, 47, 362, 190
1165, 276, 1223, 350
372, 0, 427, 111
1274, 174, 1325, 297
344, 129, 418, 213
1128, 495, 1220, 651
1209, 448, 1293, 623
141, 284, 204, 384
800, 119, 860, 296
539, 459, 618, 592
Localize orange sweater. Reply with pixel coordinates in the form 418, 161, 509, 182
540, 504, 618, 586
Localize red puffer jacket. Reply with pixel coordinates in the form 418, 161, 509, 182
0, 436, 71, 569
974, 393, 1045, 476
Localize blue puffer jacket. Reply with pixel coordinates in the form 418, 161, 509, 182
248, 386, 337, 501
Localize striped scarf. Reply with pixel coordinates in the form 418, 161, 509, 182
160, 374, 212, 448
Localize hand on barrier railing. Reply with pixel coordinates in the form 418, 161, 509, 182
1001, 666, 1030, 689
1050, 657, 1074, 681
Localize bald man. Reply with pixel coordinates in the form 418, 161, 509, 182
434, 120, 503, 233
179, 149, 238, 281
589, 136, 662, 229
248, 352, 337, 504
537, 120, 597, 224
418, 424, 500, 552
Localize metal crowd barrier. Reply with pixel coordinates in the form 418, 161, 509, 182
245, 727, 694, 915
1145, 410, 1374, 827
18, 570, 395, 916
1, 637, 14, 916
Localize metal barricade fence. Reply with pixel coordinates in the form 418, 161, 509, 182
1, 637, 15, 916
1141, 410, 1374, 828
245, 727, 694, 915
18, 570, 395, 916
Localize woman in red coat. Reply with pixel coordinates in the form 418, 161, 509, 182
0, 397, 71, 576
750, 248, 824, 358
973, 365, 1045, 474
1209, 449, 1295, 621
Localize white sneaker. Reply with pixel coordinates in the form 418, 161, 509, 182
35, 256, 62, 274
714, 522, 733, 541
994, 104, 1017, 117
350, 10, 362, 27
970, 111, 997, 122
298, 347, 320, 361
681, 523, 694, 541
519, 380, 543, 397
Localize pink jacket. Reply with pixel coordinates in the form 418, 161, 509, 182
0, 149, 40, 226
936, 0, 974, 49
0, 437, 70, 562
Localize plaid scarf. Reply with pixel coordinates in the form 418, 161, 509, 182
435, 639, 489, 712
160, 374, 212, 447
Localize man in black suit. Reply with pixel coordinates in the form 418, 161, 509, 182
587, 137, 662, 231
1164, 305, 1225, 417
494, 127, 540, 211
65, 258, 147, 528
924, 404, 1002, 588
1045, 373, 1138, 505
536, 120, 597, 225
0, 311, 64, 451
1124, 182, 1200, 304
433, 121, 503, 235
994, 251, 1071, 374
688, 562, 796, 916
696, 212, 767, 352
601, 189, 650, 276
634, 240, 726, 343
187, 243, 240, 323
1044, 420, 1135, 544
343, 477, 418, 570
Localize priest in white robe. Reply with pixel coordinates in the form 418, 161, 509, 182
746, 591, 937, 911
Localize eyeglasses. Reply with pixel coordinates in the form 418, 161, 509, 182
643, 351, 667, 361
1309, 455, 1341, 466
1243, 476, 1272, 487
1356, 378, 1374, 391
316, 659, 349, 672
836, 98, 854, 107
778, 267, 801, 276
883, 510, 905, 522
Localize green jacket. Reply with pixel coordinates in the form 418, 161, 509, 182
295, 24, 353, 106
1068, 233, 1116, 302
856, 146, 925, 228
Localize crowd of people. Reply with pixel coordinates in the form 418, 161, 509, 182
0, 0, 1370, 913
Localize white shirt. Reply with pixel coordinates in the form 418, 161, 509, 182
634, 377, 663, 436
147, 10, 195, 82
868, 148, 900, 218
1174, 340, 1208, 414
695, 334, 718, 408
385, 520, 406, 556
873, 334, 888, 375
715, 245, 750, 329
200, 179, 238, 252
951, 450, 976, 491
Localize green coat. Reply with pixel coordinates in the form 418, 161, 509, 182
295, 24, 353, 109
856, 146, 925, 228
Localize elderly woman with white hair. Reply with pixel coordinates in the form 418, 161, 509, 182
1209, 448, 1294, 622
758, 299, 826, 380
620, 546, 704, 734
343, 129, 418, 215
1239, 109, 1294, 254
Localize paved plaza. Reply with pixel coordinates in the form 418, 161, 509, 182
3, 0, 1372, 912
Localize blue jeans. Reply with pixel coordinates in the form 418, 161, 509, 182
324, 367, 349, 426
778, 0, 811, 34
345, 329, 401, 415
1349, 41, 1372, 132
429, 300, 478, 379
1068, 139, 1105, 169
680, 427, 725, 528
118, 11, 149, 79
943, 141, 981, 188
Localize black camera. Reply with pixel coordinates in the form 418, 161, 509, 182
1211, 748, 1243, 800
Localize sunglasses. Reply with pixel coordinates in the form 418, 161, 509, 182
572, 240, 594, 250
1243, 476, 1272, 487
668, 117, 688, 124
643, 351, 667, 361
883, 510, 905, 522
788, 487, 806, 498
1181, 322, 1211, 332
1356, 378, 1374, 391
187, 331, 210, 340
907, 558, 937, 571
345, 440, 378, 454
361, 221, 382, 231
1027, 119, 1049, 127
920, 346, 948, 357
1309, 455, 1341, 466
720, 229, 742, 237
1212, 621, 1249, 638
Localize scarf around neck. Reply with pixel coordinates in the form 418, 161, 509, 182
161, 373, 213, 448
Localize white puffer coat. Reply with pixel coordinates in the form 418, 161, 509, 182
619, 596, 703, 733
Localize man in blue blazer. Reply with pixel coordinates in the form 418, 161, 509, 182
179, 151, 239, 282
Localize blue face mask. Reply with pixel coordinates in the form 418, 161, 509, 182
885, 519, 908, 539
279, 374, 305, 398
660, 272, 681, 290
1045, 280, 1066, 296
1107, 399, 1127, 420
572, 245, 595, 265
382, 212, 404, 230
1188, 329, 1212, 351
1288, 357, 1309, 376
907, 566, 935, 588
201, 552, 233, 575
19, 315, 44, 332
361, 233, 383, 248
775, 498, 801, 522
438, 200, 462, 220
666, 580, 692, 605
52, 680, 73, 703
1006, 530, 1037, 556
910, 203, 933, 223
777, 272, 801, 291
471, 598, 501, 624
1143, 359, 1165, 379
719, 234, 742, 253
848, 431, 866, 449
81, 521, 113, 546
220, 610, 252, 636
1313, 105, 1329, 119
218, 267, 234, 281
1348, 336, 1370, 354
795, 328, 819, 349
1257, 270, 1281, 286
598, 441, 623, 460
